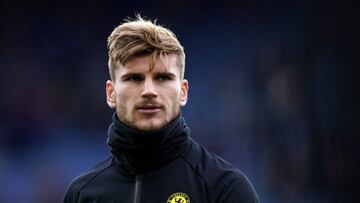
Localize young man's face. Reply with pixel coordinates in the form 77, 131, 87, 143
106, 54, 188, 131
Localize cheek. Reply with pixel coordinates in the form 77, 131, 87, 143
164, 87, 181, 104
115, 87, 134, 105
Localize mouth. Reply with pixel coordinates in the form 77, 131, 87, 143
136, 104, 163, 114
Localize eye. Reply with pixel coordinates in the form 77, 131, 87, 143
156, 75, 172, 81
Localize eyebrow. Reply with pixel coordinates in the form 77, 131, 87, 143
155, 72, 176, 78
120, 73, 143, 80
120, 71, 177, 79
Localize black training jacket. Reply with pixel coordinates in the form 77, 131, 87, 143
63, 114, 260, 203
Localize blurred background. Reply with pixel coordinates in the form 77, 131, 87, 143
0, 0, 357, 202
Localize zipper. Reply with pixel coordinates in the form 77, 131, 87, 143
133, 174, 143, 203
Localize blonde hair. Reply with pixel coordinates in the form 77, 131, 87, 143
107, 16, 185, 80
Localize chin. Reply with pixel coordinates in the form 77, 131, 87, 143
136, 119, 167, 132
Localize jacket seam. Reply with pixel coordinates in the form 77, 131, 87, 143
74, 162, 116, 201
178, 152, 212, 201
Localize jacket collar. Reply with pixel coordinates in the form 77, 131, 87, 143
107, 112, 190, 174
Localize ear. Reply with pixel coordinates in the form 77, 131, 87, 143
180, 79, 189, 106
106, 80, 116, 108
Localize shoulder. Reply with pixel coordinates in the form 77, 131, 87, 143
62, 156, 116, 203
182, 139, 260, 202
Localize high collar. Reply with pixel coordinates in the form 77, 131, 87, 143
107, 113, 190, 174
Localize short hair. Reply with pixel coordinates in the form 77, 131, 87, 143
107, 16, 185, 81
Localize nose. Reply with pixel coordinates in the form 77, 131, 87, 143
141, 79, 158, 98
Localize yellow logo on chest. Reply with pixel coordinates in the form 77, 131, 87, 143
167, 192, 190, 203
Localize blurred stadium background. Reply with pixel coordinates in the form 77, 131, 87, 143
0, 0, 357, 202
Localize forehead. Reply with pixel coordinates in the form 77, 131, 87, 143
116, 54, 179, 75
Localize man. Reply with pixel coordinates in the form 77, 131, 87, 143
63, 16, 259, 203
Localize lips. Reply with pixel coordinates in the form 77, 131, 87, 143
136, 104, 163, 114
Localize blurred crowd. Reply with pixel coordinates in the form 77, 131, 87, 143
0, 0, 356, 202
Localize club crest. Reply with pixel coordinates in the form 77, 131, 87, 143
167, 192, 190, 203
